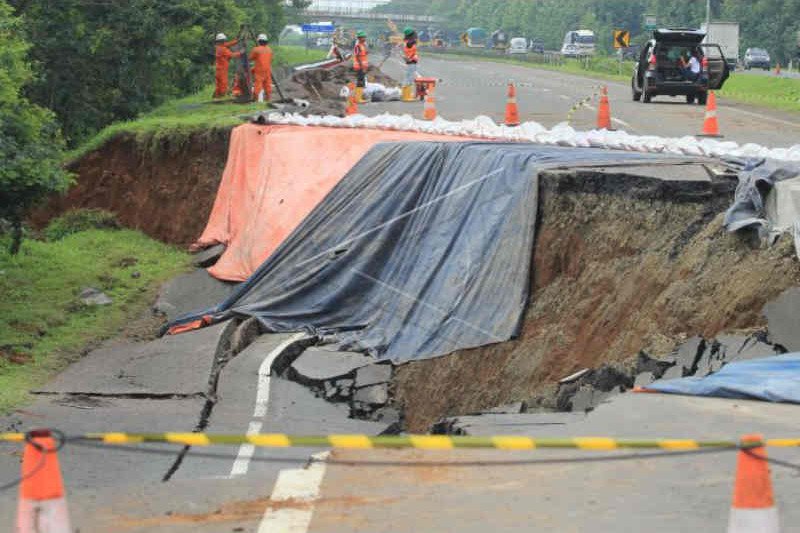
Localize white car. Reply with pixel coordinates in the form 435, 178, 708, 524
507, 37, 529, 55
561, 44, 579, 57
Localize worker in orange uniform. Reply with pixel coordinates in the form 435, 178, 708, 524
402, 27, 419, 102
250, 33, 273, 103
214, 32, 242, 98
353, 30, 369, 104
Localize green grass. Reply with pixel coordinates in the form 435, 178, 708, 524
718, 75, 800, 112
65, 45, 327, 162
0, 229, 188, 412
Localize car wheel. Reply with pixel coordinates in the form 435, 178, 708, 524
686, 94, 696, 104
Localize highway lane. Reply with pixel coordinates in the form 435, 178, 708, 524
306, 394, 800, 532
370, 54, 800, 148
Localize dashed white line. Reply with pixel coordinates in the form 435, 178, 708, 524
228, 332, 308, 479
229, 420, 263, 478
258, 452, 330, 533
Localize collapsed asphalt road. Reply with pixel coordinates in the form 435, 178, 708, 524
2, 79, 800, 529
369, 54, 800, 147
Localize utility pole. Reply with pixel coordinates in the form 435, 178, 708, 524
706, 0, 711, 28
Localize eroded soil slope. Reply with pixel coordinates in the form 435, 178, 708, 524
395, 169, 800, 431
32, 129, 231, 246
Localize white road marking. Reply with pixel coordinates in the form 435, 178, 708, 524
258, 452, 330, 533
255, 333, 307, 418
228, 332, 308, 479
228, 420, 263, 478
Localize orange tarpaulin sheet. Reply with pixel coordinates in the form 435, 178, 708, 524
195, 124, 470, 281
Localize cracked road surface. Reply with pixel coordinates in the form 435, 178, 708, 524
3, 319, 800, 532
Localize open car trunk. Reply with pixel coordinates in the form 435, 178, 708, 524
653, 42, 729, 89
653, 29, 706, 44
701, 44, 730, 89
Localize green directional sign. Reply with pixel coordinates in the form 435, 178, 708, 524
644, 14, 657, 31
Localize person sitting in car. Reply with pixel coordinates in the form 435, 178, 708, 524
682, 50, 701, 81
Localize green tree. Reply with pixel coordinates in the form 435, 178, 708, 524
0, 0, 72, 254
9, 0, 245, 145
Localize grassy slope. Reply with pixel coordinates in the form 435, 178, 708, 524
0, 230, 188, 411
66, 46, 327, 162
432, 50, 800, 112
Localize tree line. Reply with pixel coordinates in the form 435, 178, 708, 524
381, 0, 800, 62
6, 0, 308, 146
0, 0, 307, 254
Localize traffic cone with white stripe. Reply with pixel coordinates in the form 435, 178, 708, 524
505, 81, 520, 127
422, 88, 437, 121
16, 429, 71, 533
596, 85, 613, 130
345, 82, 358, 116
727, 434, 779, 533
698, 90, 723, 137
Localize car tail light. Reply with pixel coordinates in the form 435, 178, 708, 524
648, 54, 656, 71
702, 57, 709, 73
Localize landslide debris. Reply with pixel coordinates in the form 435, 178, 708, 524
30, 129, 231, 246
278, 63, 398, 116
393, 167, 800, 432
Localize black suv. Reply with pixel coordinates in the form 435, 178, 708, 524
632, 29, 729, 105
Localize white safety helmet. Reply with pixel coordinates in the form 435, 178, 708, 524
257, 33, 268, 43
215, 33, 227, 41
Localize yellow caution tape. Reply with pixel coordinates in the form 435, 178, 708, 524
0, 432, 792, 450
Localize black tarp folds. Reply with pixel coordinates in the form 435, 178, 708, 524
174, 142, 659, 362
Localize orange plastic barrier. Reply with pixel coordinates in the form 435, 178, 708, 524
194, 124, 470, 281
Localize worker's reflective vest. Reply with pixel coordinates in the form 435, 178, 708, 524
353, 41, 369, 70
404, 39, 418, 64
215, 39, 240, 72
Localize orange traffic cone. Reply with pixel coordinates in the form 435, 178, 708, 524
596, 86, 613, 130
505, 81, 520, 127
698, 90, 723, 137
423, 88, 437, 121
17, 430, 71, 533
345, 82, 358, 116
727, 434, 779, 532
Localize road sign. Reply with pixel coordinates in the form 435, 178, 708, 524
614, 30, 630, 49
301, 24, 335, 34
644, 14, 657, 31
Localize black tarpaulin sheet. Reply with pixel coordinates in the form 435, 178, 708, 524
174, 142, 660, 362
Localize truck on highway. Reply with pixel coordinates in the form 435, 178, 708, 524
465, 27, 488, 48
701, 22, 739, 70
489, 29, 510, 51
562, 29, 596, 57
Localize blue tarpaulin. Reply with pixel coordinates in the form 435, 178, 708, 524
171, 141, 670, 362
646, 354, 800, 403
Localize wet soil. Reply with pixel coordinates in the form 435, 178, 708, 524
279, 63, 398, 116
394, 169, 800, 432
30, 129, 231, 247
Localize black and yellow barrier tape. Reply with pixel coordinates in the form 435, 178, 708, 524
2, 433, 796, 451
566, 85, 605, 124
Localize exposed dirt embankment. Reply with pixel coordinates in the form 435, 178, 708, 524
31, 129, 231, 246
395, 169, 800, 432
